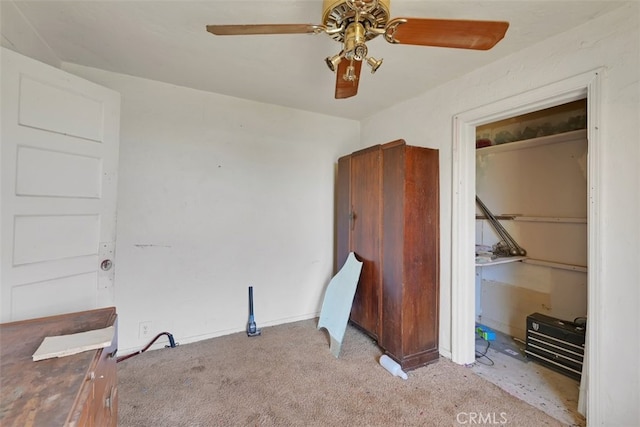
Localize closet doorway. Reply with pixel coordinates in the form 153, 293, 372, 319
450, 69, 603, 424
471, 100, 588, 425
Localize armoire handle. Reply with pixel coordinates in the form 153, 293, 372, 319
349, 210, 356, 231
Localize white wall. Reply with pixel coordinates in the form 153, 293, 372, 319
361, 4, 639, 424
62, 63, 361, 352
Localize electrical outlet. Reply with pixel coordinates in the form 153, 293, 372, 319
139, 321, 152, 339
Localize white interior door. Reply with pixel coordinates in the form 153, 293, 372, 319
1, 47, 120, 322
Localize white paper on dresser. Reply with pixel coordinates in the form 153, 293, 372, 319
32, 326, 114, 361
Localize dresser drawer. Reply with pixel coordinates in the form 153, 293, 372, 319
93, 326, 118, 427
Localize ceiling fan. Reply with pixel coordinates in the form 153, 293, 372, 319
206, 0, 509, 99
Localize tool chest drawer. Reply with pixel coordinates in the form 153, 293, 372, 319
525, 312, 585, 380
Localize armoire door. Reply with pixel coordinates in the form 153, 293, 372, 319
381, 142, 440, 368
347, 146, 382, 338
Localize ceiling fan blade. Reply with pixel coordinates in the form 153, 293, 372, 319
385, 18, 509, 50
206, 24, 319, 36
335, 60, 362, 99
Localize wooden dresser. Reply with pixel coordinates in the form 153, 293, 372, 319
0, 307, 118, 426
337, 140, 440, 371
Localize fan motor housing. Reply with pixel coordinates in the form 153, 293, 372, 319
322, 0, 390, 42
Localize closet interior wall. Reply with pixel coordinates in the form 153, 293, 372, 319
475, 101, 588, 339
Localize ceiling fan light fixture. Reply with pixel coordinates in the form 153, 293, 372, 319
366, 56, 383, 73
325, 53, 343, 71
207, 0, 509, 99
323, 0, 390, 43
346, 0, 379, 14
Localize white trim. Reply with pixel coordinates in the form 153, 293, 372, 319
439, 348, 452, 360
584, 69, 602, 426
451, 69, 603, 423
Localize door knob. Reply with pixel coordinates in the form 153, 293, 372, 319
100, 259, 113, 271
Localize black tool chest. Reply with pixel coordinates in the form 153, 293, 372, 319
525, 312, 586, 380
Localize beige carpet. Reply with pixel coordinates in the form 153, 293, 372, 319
117, 319, 567, 426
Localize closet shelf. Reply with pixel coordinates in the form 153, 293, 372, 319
522, 258, 587, 273
475, 256, 587, 272
475, 129, 587, 154
475, 256, 527, 267
476, 215, 587, 224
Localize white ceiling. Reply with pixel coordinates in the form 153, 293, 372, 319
8, 1, 627, 120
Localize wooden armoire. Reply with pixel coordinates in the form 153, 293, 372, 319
336, 139, 439, 371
